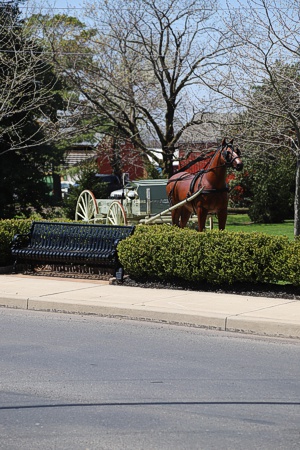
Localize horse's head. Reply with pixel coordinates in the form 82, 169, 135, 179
220, 138, 243, 171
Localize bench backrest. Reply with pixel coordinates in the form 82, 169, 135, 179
29, 221, 135, 251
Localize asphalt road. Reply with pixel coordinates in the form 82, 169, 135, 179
1, 308, 300, 450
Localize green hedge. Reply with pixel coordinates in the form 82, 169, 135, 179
282, 237, 300, 286
0, 219, 32, 266
117, 225, 291, 285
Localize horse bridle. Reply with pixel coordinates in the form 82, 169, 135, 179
221, 143, 241, 167
201, 143, 241, 172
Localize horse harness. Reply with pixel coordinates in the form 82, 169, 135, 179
167, 143, 237, 208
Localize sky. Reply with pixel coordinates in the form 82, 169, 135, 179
22, 0, 86, 17
24, 0, 244, 18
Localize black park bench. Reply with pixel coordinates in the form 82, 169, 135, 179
11, 221, 135, 281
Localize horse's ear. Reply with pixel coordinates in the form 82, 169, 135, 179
229, 139, 234, 144
221, 138, 227, 146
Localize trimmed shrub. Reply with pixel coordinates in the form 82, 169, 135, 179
282, 237, 300, 286
0, 219, 32, 266
117, 225, 289, 285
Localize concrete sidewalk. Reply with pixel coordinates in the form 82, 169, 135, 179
1, 274, 300, 339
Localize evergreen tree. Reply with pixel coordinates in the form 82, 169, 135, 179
227, 62, 299, 225
0, 1, 64, 218
246, 151, 295, 223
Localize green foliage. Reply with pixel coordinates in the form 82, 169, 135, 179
246, 152, 295, 223
282, 237, 300, 286
0, 219, 32, 265
227, 62, 300, 224
0, 2, 65, 219
144, 160, 166, 179
118, 225, 290, 285
227, 170, 251, 208
28, 13, 96, 70
63, 161, 111, 220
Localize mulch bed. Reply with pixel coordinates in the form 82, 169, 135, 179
122, 276, 300, 300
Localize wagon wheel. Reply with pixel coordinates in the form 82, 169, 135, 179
107, 201, 127, 225
75, 190, 99, 223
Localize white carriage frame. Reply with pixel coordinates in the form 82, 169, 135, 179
74, 185, 213, 228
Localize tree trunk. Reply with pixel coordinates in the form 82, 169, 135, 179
163, 151, 174, 178
52, 170, 62, 202
294, 154, 300, 237
110, 138, 122, 180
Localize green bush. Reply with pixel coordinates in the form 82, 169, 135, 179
282, 237, 300, 286
247, 153, 295, 224
117, 225, 289, 285
62, 161, 110, 220
0, 219, 32, 266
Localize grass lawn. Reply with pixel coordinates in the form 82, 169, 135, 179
219, 214, 295, 240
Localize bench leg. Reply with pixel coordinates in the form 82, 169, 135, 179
115, 267, 124, 282
12, 260, 18, 274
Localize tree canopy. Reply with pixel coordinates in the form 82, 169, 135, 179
0, 0, 64, 218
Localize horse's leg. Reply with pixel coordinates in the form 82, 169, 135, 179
217, 209, 228, 230
171, 207, 181, 226
197, 207, 208, 232
179, 207, 191, 228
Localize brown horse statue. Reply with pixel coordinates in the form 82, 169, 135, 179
166, 138, 243, 231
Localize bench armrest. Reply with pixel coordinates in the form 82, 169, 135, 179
11, 232, 31, 249
114, 238, 121, 247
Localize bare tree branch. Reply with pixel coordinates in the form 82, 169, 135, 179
45, 0, 240, 176
214, 0, 300, 235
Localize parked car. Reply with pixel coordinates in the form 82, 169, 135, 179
109, 182, 138, 199
61, 181, 76, 198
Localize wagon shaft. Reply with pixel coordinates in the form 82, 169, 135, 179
143, 187, 204, 224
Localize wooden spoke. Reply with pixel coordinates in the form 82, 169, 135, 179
107, 201, 127, 225
75, 190, 98, 223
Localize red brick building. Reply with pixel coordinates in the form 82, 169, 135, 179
96, 137, 146, 180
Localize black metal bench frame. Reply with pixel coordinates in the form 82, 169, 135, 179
11, 221, 135, 281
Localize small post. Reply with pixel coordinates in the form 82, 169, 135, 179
115, 267, 124, 282
146, 188, 151, 215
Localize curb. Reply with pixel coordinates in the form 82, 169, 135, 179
1, 296, 300, 339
